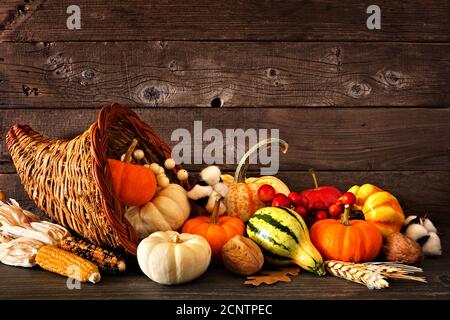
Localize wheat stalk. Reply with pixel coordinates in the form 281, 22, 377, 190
325, 260, 426, 290
325, 260, 389, 289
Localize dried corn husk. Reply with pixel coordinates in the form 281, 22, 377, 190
325, 260, 426, 290
0, 199, 70, 267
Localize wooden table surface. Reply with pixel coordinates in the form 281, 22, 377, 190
0, 0, 449, 300
0, 207, 447, 300
0, 243, 448, 300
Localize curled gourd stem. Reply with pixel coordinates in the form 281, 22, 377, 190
234, 138, 289, 183
123, 139, 138, 163
309, 168, 319, 189
341, 205, 351, 226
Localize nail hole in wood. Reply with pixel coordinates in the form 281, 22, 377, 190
210, 97, 222, 108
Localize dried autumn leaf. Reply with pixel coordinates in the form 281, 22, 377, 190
244, 267, 300, 286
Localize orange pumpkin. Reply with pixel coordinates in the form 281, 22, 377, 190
108, 159, 157, 206
310, 205, 382, 262
182, 196, 245, 259
347, 184, 405, 237
225, 138, 289, 222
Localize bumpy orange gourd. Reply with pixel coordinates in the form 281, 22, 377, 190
310, 205, 382, 262
347, 184, 405, 237
182, 197, 245, 259
108, 159, 157, 206
225, 138, 289, 222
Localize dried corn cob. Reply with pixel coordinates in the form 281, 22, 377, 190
36, 245, 101, 284
58, 236, 126, 273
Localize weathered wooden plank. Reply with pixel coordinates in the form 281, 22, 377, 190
1, 42, 450, 108
0, 237, 448, 300
2, 170, 449, 215
1, 0, 450, 42
1, 108, 449, 171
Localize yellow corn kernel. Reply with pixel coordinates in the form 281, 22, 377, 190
36, 245, 101, 284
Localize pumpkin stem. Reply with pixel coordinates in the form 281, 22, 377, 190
211, 195, 222, 225
123, 139, 138, 163
341, 204, 351, 226
234, 138, 289, 183
309, 168, 319, 189
170, 234, 183, 244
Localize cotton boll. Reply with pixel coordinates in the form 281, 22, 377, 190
422, 232, 442, 256
213, 182, 228, 198
404, 215, 418, 225
200, 166, 221, 186
421, 218, 437, 233
405, 223, 428, 241
187, 185, 213, 200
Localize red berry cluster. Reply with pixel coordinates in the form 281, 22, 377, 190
328, 192, 357, 218
257, 185, 357, 227
257, 185, 309, 218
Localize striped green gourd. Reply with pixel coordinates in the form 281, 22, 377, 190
247, 206, 326, 276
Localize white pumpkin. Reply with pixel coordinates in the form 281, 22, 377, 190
137, 231, 211, 285
125, 184, 190, 238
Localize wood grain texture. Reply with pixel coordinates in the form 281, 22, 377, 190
1, 42, 450, 108
0, 228, 448, 300
1, 0, 450, 42
2, 169, 449, 215
1, 108, 449, 171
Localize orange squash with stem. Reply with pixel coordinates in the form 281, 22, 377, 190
310, 204, 383, 262
182, 196, 245, 259
225, 138, 289, 222
108, 139, 157, 206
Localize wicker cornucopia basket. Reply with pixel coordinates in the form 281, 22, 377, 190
6, 103, 187, 255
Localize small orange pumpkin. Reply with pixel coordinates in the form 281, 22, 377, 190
310, 205, 382, 262
182, 196, 245, 259
108, 159, 157, 206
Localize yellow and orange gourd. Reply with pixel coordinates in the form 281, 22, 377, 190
347, 184, 405, 237
224, 138, 290, 222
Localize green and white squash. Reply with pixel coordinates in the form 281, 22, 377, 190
247, 206, 326, 276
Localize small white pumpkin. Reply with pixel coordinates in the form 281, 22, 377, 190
137, 231, 211, 285
125, 184, 190, 238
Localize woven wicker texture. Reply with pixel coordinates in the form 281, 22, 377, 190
6, 104, 186, 255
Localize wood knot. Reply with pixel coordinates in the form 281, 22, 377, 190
168, 60, 177, 71
82, 69, 95, 80
375, 69, 409, 89
142, 86, 161, 101
347, 81, 372, 99
22, 85, 38, 96
385, 70, 406, 87
159, 41, 168, 49
266, 68, 279, 78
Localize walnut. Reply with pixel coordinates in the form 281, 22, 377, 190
222, 235, 264, 276
382, 232, 422, 265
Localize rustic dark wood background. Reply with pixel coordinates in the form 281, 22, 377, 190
0, 0, 449, 299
